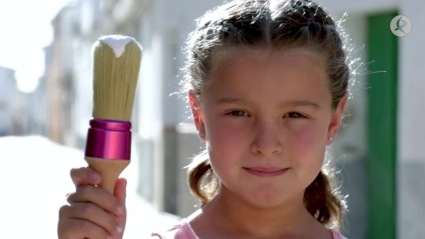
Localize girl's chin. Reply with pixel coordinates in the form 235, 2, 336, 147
239, 191, 288, 209
244, 197, 286, 209
236, 185, 301, 209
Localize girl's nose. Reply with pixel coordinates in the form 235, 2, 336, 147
250, 123, 283, 157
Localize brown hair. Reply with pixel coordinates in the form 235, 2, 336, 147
179, 0, 360, 230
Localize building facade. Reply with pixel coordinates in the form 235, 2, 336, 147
0, 66, 20, 135
45, 3, 80, 145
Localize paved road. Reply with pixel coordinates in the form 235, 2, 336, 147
0, 136, 179, 238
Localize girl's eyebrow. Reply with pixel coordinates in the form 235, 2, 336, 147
215, 98, 321, 110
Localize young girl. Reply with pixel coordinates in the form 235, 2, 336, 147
58, 0, 356, 238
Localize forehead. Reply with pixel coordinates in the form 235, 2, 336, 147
203, 47, 330, 102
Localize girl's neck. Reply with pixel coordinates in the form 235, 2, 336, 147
197, 185, 328, 239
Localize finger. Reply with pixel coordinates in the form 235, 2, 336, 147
59, 205, 111, 239
67, 202, 122, 236
70, 167, 102, 187
67, 185, 123, 218
114, 178, 127, 208
113, 178, 127, 231
61, 217, 111, 239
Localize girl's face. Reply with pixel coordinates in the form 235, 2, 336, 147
189, 47, 348, 208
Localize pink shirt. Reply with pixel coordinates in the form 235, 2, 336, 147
151, 219, 346, 239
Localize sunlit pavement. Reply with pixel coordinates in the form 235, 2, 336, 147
0, 136, 179, 238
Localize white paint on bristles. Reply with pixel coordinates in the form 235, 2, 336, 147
98, 35, 135, 58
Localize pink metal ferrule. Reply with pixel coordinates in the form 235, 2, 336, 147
84, 119, 132, 160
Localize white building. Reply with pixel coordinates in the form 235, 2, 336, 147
0, 66, 20, 135
27, 46, 49, 136
45, 2, 80, 145
0, 66, 46, 137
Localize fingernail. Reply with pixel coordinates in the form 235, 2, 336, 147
91, 173, 100, 181
117, 205, 124, 216
107, 235, 113, 239
116, 225, 123, 233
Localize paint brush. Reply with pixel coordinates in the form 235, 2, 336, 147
84, 35, 142, 194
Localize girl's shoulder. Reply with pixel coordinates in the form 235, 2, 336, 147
330, 229, 348, 239
151, 219, 198, 239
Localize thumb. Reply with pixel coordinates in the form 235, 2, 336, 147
114, 178, 127, 207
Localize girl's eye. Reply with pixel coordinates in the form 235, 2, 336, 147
285, 112, 305, 119
227, 110, 249, 117
226, 111, 305, 119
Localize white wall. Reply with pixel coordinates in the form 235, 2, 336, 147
398, 0, 425, 163
398, 0, 425, 238
137, 0, 167, 210
316, 0, 397, 16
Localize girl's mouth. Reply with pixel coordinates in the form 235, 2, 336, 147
243, 167, 290, 177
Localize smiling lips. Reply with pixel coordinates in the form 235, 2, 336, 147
243, 167, 290, 177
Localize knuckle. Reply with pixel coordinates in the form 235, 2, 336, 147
76, 220, 107, 238
110, 199, 120, 212
77, 185, 92, 195
80, 203, 94, 215
70, 167, 80, 178
77, 219, 91, 231
71, 167, 90, 179
107, 216, 118, 232
59, 205, 70, 217
66, 192, 77, 204
104, 197, 121, 216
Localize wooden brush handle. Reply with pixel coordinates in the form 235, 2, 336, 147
85, 157, 130, 194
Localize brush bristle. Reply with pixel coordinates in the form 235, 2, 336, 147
92, 38, 142, 121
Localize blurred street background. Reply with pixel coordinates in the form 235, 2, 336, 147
0, 0, 424, 238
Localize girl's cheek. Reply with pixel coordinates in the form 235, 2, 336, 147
289, 124, 323, 152
211, 124, 243, 147
289, 127, 325, 180
207, 121, 247, 155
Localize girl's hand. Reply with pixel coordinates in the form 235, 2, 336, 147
58, 167, 127, 239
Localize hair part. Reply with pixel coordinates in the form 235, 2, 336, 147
179, 0, 362, 230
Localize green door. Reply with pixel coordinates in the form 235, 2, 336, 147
367, 11, 398, 239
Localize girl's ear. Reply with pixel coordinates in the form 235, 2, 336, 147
188, 90, 207, 141
326, 92, 349, 146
